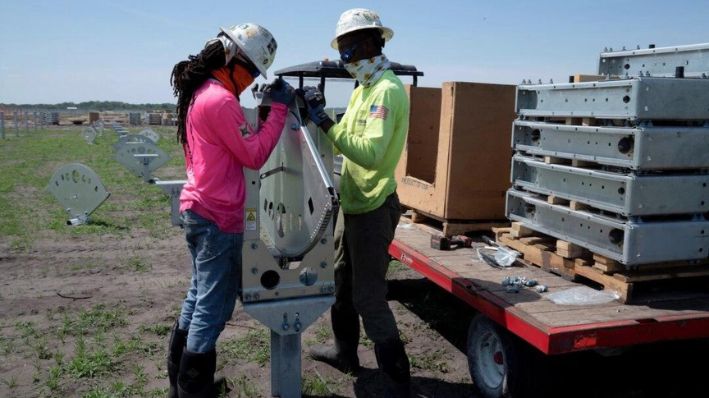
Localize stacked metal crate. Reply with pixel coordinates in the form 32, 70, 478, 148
507, 43, 709, 267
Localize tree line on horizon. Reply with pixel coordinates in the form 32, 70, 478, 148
0, 101, 176, 112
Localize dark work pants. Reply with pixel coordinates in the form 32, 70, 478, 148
332, 192, 402, 345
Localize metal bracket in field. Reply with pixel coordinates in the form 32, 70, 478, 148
111, 123, 129, 136
138, 128, 160, 144
511, 154, 709, 217
114, 134, 156, 149
512, 120, 709, 170
92, 120, 104, 134
46, 163, 111, 225
114, 141, 169, 181
506, 189, 709, 266
599, 43, 709, 78
516, 77, 709, 121
82, 126, 97, 144
151, 179, 186, 227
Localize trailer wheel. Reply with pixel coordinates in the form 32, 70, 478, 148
466, 315, 525, 398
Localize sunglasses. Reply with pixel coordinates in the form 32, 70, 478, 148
339, 43, 359, 63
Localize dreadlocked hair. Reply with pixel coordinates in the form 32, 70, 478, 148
170, 40, 226, 145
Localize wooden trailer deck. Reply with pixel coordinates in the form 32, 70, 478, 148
389, 222, 709, 355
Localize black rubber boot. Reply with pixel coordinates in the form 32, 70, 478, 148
167, 321, 188, 398
309, 305, 361, 374
177, 349, 217, 398
375, 338, 411, 398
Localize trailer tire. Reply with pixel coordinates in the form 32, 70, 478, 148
466, 314, 528, 398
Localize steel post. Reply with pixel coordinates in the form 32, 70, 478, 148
0, 112, 4, 139
270, 331, 301, 398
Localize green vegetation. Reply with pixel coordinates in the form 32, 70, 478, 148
0, 127, 183, 250
409, 348, 449, 373
229, 375, 260, 398
219, 328, 270, 367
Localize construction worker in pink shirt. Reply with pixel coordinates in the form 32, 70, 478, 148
166, 23, 295, 398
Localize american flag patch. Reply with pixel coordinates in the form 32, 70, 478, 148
369, 105, 389, 120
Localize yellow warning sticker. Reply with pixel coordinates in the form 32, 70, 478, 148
245, 208, 257, 231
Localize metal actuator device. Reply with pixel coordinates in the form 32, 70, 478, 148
241, 85, 339, 398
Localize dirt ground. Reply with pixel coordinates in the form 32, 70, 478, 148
0, 221, 476, 398
2, 224, 709, 398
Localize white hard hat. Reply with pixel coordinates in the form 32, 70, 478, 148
220, 23, 277, 78
331, 8, 394, 50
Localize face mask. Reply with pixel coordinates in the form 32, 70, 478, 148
344, 54, 390, 87
232, 64, 256, 95
212, 64, 254, 96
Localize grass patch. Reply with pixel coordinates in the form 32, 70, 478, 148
220, 328, 270, 366
140, 323, 171, 336
112, 335, 160, 358
359, 334, 374, 348
302, 372, 335, 396
0, 127, 183, 248
229, 374, 259, 398
59, 304, 128, 337
67, 338, 116, 378
127, 256, 151, 272
2, 376, 18, 389
312, 323, 331, 345
387, 260, 408, 275
409, 349, 449, 373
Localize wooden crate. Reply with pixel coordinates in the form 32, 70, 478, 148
494, 224, 709, 303
395, 82, 516, 221
402, 208, 509, 236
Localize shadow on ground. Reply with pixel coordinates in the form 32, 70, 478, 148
386, 276, 709, 398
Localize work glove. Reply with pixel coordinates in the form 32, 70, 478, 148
300, 86, 331, 127
265, 78, 295, 106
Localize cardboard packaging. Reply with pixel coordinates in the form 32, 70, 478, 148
395, 82, 516, 220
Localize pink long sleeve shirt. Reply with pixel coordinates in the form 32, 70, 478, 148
179, 79, 287, 233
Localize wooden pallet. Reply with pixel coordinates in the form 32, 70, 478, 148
404, 209, 509, 236
494, 223, 709, 303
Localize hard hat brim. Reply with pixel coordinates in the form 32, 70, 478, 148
330, 26, 394, 50
220, 26, 269, 79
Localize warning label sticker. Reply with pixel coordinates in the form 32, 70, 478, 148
245, 208, 257, 231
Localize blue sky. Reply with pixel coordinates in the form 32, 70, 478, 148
1, 0, 708, 108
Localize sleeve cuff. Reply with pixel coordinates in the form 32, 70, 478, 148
270, 102, 288, 113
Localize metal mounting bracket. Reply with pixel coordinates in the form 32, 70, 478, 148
506, 189, 709, 266
82, 126, 97, 144
241, 99, 337, 397
46, 163, 110, 225
151, 179, 186, 227
114, 140, 169, 181
511, 154, 709, 217
599, 42, 709, 78
512, 120, 709, 170
517, 77, 709, 121
138, 128, 160, 143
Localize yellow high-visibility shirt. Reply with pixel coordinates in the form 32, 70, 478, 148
325, 70, 410, 214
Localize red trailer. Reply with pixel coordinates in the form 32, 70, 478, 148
388, 221, 709, 398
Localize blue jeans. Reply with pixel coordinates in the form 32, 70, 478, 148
178, 210, 243, 353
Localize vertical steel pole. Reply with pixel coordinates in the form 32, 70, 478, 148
270, 331, 302, 398
0, 112, 5, 139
